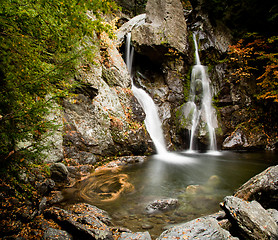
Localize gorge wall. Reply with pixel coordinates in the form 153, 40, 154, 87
46, 0, 277, 163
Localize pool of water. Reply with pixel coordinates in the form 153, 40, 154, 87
61, 151, 278, 239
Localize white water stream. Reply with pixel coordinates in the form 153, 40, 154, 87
125, 33, 168, 155
187, 34, 217, 151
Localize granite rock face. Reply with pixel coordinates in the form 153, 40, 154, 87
132, 0, 188, 58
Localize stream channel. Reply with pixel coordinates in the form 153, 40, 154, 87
61, 151, 278, 238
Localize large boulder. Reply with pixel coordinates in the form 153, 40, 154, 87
157, 216, 237, 239
221, 196, 278, 240
234, 165, 278, 209
44, 205, 113, 240
132, 0, 188, 59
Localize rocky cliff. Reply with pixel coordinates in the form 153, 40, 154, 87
46, 0, 277, 164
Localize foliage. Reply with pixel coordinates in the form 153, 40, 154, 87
200, 0, 278, 35
0, 0, 117, 160
228, 33, 278, 102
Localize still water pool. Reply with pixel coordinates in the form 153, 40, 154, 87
62, 151, 278, 238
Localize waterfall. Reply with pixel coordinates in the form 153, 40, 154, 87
187, 34, 217, 151
125, 33, 168, 155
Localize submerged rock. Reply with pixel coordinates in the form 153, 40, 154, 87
221, 196, 278, 240
145, 198, 179, 214
157, 216, 237, 239
234, 165, 278, 209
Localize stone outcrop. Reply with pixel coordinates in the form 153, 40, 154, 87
62, 33, 151, 162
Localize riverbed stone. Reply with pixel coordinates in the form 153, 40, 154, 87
145, 198, 179, 214
234, 165, 278, 209
221, 196, 278, 240
157, 216, 237, 239
50, 163, 69, 182
118, 231, 152, 240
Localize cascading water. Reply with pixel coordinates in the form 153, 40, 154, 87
125, 33, 168, 155
187, 34, 217, 151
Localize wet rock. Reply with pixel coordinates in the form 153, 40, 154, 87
221, 196, 278, 240
146, 198, 179, 214
43, 227, 72, 240
222, 129, 248, 149
157, 216, 237, 239
38, 179, 55, 195
44, 206, 113, 240
141, 224, 153, 230
234, 165, 278, 209
116, 14, 146, 46
50, 163, 69, 182
118, 231, 152, 240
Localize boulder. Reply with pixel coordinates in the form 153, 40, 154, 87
145, 198, 179, 214
117, 231, 152, 240
43, 227, 72, 240
132, 0, 188, 58
157, 216, 237, 239
69, 203, 112, 226
221, 196, 278, 240
222, 129, 248, 150
234, 165, 278, 209
50, 163, 69, 182
44, 206, 113, 240
38, 179, 55, 195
